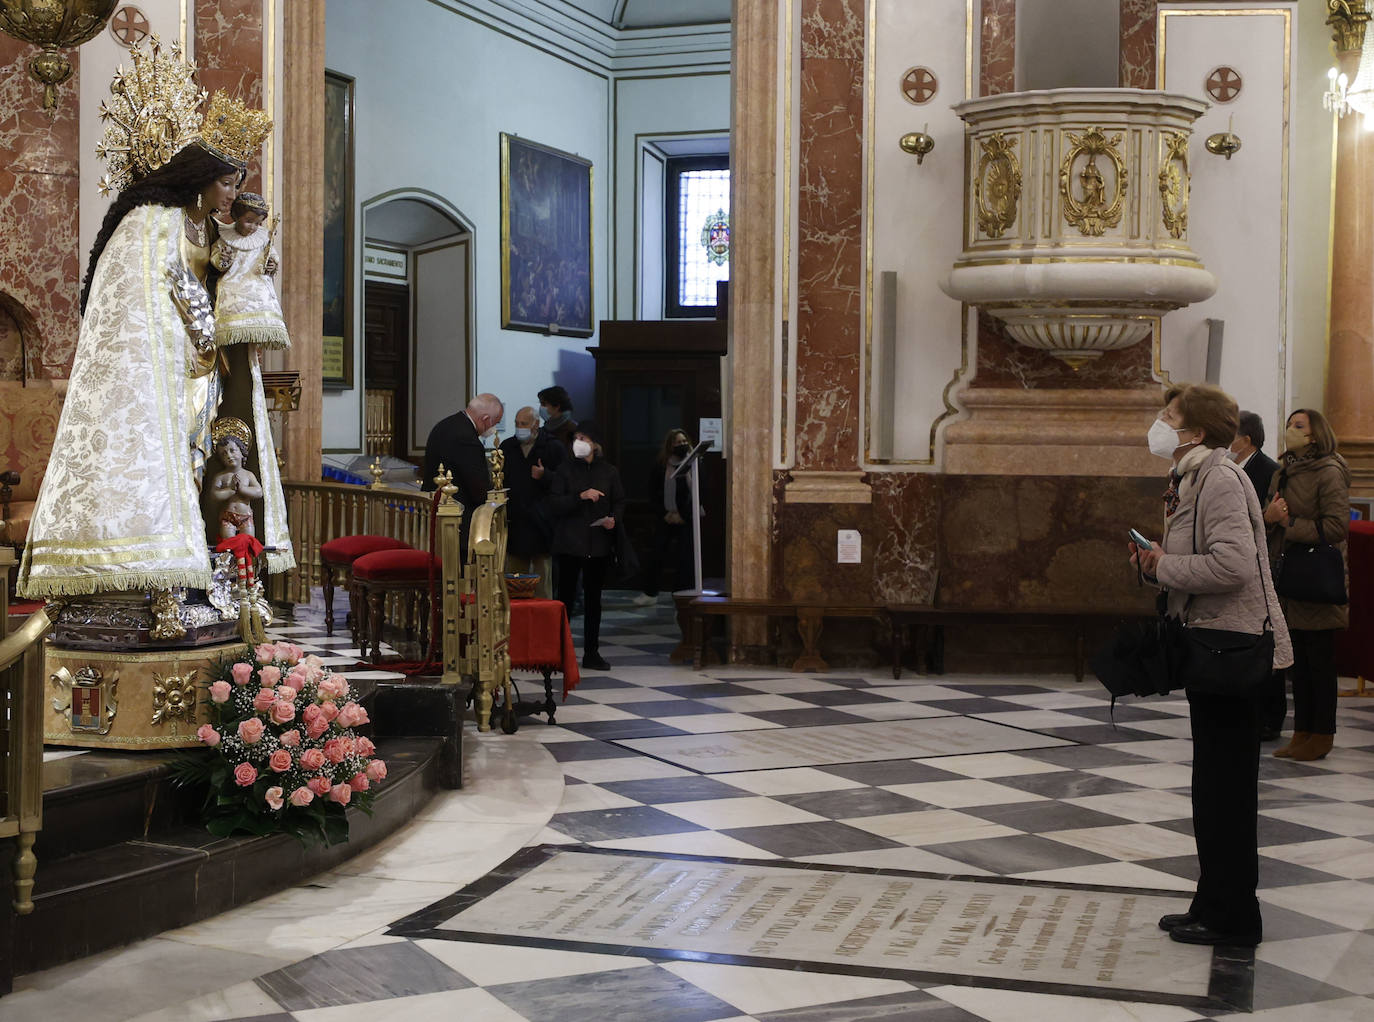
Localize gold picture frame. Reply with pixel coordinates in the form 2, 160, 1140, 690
323, 69, 355, 389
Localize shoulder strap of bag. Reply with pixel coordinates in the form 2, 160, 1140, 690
1185, 462, 1273, 633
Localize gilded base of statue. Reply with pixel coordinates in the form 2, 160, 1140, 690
44, 639, 249, 750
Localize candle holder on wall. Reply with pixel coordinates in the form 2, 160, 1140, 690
899, 125, 935, 164
1205, 115, 1242, 160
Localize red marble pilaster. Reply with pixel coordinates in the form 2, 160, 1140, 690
0, 38, 81, 378
195, 0, 265, 193
792, 0, 865, 470
1120, 0, 1157, 88
980, 0, 1016, 96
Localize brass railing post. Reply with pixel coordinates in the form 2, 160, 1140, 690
434, 467, 465, 686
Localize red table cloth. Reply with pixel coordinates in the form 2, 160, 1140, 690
509, 598, 581, 698
1335, 520, 1374, 681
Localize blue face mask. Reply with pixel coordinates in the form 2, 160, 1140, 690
515, 427, 532, 441
538, 406, 552, 422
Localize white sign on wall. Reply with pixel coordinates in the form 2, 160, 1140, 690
363, 244, 408, 282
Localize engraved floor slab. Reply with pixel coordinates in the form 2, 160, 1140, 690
392, 846, 1250, 1011
614, 716, 1074, 773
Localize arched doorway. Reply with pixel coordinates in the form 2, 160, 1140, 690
359, 192, 473, 461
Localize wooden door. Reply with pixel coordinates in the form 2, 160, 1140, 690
363, 281, 410, 460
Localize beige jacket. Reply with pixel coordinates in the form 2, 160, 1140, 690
1156, 446, 1294, 670
1266, 452, 1351, 631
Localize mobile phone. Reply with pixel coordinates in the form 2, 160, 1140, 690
1128, 528, 1153, 550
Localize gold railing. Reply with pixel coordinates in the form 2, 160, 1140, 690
364, 389, 394, 455
0, 606, 53, 915
276, 480, 430, 606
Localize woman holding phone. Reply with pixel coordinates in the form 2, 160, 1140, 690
1130, 383, 1291, 948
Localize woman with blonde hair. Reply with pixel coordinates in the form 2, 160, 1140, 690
1264, 408, 1350, 761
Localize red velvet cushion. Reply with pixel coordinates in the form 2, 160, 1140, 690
321, 535, 412, 564
352, 549, 440, 582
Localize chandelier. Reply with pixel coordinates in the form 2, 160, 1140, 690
0, 0, 119, 112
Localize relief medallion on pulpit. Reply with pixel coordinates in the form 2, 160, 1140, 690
1158, 132, 1191, 240
1059, 127, 1126, 237
974, 133, 1021, 240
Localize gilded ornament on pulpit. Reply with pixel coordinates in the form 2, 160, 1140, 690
1158, 132, 1191, 240
974, 133, 1021, 240
1060, 127, 1126, 236
150, 669, 197, 726
51, 665, 119, 734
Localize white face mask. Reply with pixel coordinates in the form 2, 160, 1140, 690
572, 439, 593, 459
1148, 418, 1192, 460
515, 427, 532, 441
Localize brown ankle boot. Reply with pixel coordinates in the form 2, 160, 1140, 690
1274, 731, 1310, 758
1290, 733, 1334, 761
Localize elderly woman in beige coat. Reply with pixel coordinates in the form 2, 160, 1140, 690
1132, 384, 1292, 949
1263, 408, 1350, 762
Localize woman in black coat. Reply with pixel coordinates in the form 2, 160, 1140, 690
548, 421, 625, 670
639, 428, 697, 600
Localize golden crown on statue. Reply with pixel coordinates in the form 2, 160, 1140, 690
211, 416, 253, 452
199, 92, 273, 170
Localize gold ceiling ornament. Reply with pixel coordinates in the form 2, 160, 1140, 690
199, 91, 273, 170
1327, 0, 1370, 53
974, 132, 1021, 240
94, 34, 206, 196
150, 668, 197, 726
1158, 132, 1190, 240
1059, 127, 1127, 237
0, 0, 118, 112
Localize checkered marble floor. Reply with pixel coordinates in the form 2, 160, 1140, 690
19, 592, 1374, 1022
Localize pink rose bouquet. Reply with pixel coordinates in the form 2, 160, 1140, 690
174, 647, 387, 846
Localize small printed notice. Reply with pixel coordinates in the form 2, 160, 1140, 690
837, 529, 862, 564
699, 417, 723, 452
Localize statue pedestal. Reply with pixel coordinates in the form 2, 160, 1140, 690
44, 640, 248, 750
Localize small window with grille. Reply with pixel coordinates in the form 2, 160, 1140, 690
664, 155, 730, 318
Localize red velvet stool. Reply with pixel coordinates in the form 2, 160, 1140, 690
351, 548, 441, 661
319, 535, 413, 640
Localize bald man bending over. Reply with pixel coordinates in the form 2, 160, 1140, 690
422, 393, 504, 552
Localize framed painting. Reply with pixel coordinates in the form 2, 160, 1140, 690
500, 133, 594, 337
323, 69, 355, 389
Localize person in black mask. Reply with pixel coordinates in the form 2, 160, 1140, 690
635, 428, 698, 605
537, 385, 578, 457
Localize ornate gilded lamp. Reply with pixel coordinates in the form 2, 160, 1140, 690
0, 0, 119, 112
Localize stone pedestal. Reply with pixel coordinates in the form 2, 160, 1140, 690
44, 640, 247, 750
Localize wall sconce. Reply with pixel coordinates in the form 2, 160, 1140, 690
1205, 114, 1242, 160
1324, 67, 1351, 116
899, 124, 934, 164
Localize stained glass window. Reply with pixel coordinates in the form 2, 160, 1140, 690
665, 156, 729, 317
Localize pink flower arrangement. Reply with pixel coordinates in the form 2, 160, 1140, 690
189, 649, 388, 846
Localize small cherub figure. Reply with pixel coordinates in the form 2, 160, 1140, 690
210, 193, 290, 351
209, 417, 264, 539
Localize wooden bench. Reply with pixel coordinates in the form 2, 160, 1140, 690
688, 596, 885, 672
886, 604, 1155, 683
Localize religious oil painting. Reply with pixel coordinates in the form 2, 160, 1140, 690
500, 133, 594, 337
323, 69, 355, 388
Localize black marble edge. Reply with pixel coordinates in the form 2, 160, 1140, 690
401, 928, 1223, 1012
1206, 946, 1256, 1015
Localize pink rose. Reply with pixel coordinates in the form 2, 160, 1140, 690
323, 738, 347, 764
299, 747, 326, 771
329, 783, 352, 805
284, 668, 308, 691
356, 736, 376, 757
209, 680, 232, 704
339, 736, 356, 757
349, 772, 370, 792
302, 703, 323, 724
238, 717, 265, 745
254, 643, 278, 664
264, 786, 284, 810
318, 677, 346, 701
230, 662, 254, 687
258, 665, 281, 688
337, 702, 370, 728
269, 749, 293, 772
289, 786, 314, 807
306, 717, 330, 740
320, 701, 340, 723
273, 642, 303, 665
279, 729, 301, 748
253, 689, 276, 713
365, 759, 388, 782
307, 776, 331, 796
269, 700, 296, 725
197, 723, 221, 747
233, 762, 258, 787
276, 685, 297, 702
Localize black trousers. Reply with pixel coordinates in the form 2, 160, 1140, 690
642, 520, 693, 596
557, 554, 608, 654
1260, 669, 1288, 733
1186, 688, 1262, 940
1289, 628, 1338, 735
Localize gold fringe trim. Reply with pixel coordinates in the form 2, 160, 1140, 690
266, 548, 296, 574
215, 326, 290, 349
17, 568, 213, 600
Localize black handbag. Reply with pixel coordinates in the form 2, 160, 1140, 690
1275, 520, 1347, 605
1091, 616, 1177, 698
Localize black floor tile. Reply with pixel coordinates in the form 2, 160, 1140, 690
548, 806, 707, 843
755, 989, 985, 1021
748, 708, 870, 728
545, 741, 643, 763
486, 965, 739, 1022
719, 820, 906, 857
996, 770, 1143, 800
255, 943, 472, 1011
959, 800, 1134, 834
562, 720, 693, 740
775, 786, 933, 820
601, 776, 754, 804
818, 760, 963, 786
922, 833, 1115, 875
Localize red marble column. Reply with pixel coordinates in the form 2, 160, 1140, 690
792, 0, 865, 471
195, 0, 265, 193
0, 39, 81, 378
1119, 0, 1157, 88
980, 0, 1015, 96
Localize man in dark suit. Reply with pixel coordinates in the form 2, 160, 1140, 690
421, 393, 504, 553
1231, 409, 1285, 740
